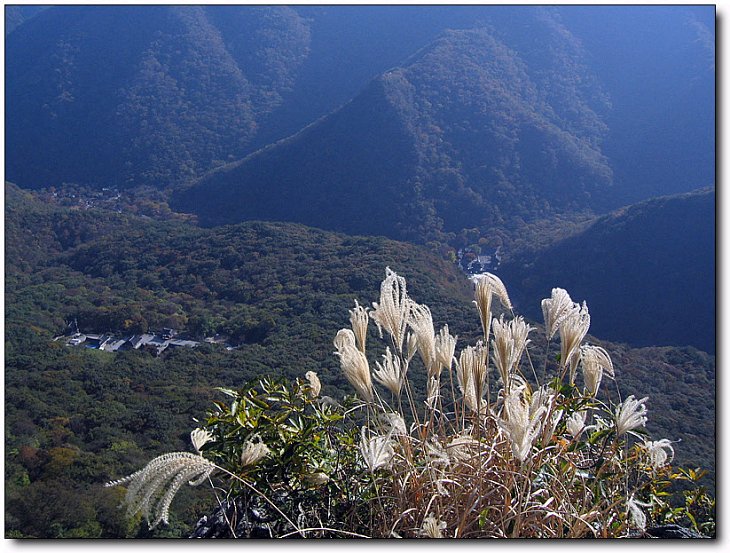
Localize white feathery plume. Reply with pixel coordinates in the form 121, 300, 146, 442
373, 346, 403, 396
498, 385, 546, 463
566, 410, 588, 438
580, 344, 614, 395
491, 315, 515, 390
304, 370, 322, 397
541, 288, 574, 341
406, 331, 419, 364
190, 428, 215, 454
370, 267, 412, 354
349, 300, 369, 353
378, 412, 407, 437
473, 273, 512, 341
510, 316, 533, 370
425, 438, 450, 468
434, 324, 457, 374
447, 435, 482, 463
559, 301, 590, 382
105, 452, 216, 529
333, 328, 356, 353
408, 301, 437, 376
644, 439, 675, 469
627, 495, 651, 531
456, 343, 488, 413
530, 386, 559, 436
425, 375, 440, 408
420, 513, 447, 538
240, 435, 270, 467
359, 427, 395, 473
335, 343, 374, 402
491, 315, 533, 392
615, 395, 649, 435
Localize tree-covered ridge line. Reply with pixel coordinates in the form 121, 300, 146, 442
499, 187, 715, 353
7, 6, 712, 209
6, 5, 311, 189
4, 185, 714, 537
173, 23, 613, 244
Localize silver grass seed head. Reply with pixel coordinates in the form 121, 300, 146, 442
473, 273, 512, 340
499, 385, 545, 463
456, 343, 487, 413
420, 513, 447, 538
627, 495, 651, 531
370, 267, 411, 354
336, 344, 374, 402
105, 452, 216, 529
406, 331, 419, 364
240, 435, 271, 467
334, 328, 356, 353
408, 301, 437, 376
359, 427, 395, 473
529, 386, 558, 435
491, 315, 532, 392
304, 370, 322, 397
541, 288, 574, 341
435, 324, 457, 373
643, 438, 675, 469
580, 345, 614, 396
378, 412, 408, 437
447, 435, 482, 463
425, 438, 450, 468
349, 299, 369, 353
425, 375, 441, 408
473, 273, 512, 310
566, 410, 588, 438
190, 428, 215, 454
373, 346, 403, 396
559, 301, 590, 380
491, 315, 515, 390
511, 316, 533, 362
615, 395, 649, 435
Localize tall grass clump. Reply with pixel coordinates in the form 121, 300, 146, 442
106, 268, 714, 538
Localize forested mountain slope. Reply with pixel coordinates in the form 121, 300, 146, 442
499, 188, 715, 353
7, 5, 713, 211
5, 5, 311, 189
174, 24, 612, 242
558, 6, 715, 206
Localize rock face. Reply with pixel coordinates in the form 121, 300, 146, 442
190, 496, 284, 539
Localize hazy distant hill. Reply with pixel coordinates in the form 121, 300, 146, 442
499, 188, 715, 353
5, 5, 311, 189
175, 23, 612, 242
6, 5, 713, 208
558, 5, 715, 207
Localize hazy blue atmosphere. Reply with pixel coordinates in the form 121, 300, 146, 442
5, 5, 715, 539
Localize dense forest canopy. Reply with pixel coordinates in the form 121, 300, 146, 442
6, 5, 713, 204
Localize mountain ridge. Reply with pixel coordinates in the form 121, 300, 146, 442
499, 187, 715, 353
174, 25, 613, 243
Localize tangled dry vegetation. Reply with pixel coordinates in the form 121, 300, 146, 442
106, 268, 714, 538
